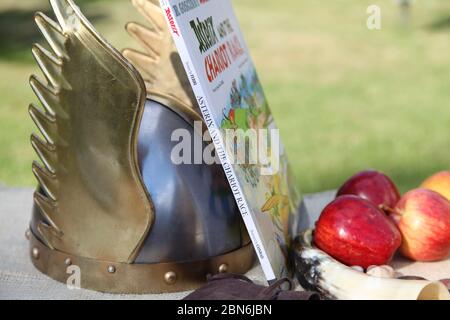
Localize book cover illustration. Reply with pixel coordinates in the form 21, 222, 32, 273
160, 0, 301, 281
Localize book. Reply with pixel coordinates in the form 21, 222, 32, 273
159, 0, 301, 282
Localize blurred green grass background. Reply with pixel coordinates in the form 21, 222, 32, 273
0, 0, 449, 194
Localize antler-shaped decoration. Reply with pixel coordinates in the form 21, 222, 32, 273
30, 0, 153, 263
123, 0, 199, 117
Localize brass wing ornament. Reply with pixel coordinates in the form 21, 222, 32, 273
124, 0, 200, 118
29, 0, 152, 263
27, 0, 254, 294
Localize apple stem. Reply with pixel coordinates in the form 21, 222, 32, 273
379, 204, 397, 215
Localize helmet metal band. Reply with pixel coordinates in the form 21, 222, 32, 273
28, 229, 254, 293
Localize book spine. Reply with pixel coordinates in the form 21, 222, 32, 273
159, 0, 276, 282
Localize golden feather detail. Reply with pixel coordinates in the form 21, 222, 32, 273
29, 0, 153, 263
124, 0, 199, 115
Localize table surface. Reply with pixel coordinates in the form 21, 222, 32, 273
2, 187, 448, 300
0, 187, 334, 300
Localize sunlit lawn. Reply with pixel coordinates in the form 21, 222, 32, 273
1, 0, 450, 194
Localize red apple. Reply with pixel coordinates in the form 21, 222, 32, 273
314, 195, 401, 268
390, 189, 450, 262
336, 170, 400, 211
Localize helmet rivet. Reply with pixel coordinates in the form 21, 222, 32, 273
32, 247, 40, 259
164, 271, 177, 285
25, 229, 31, 240
107, 266, 116, 274
65, 258, 72, 266
219, 263, 228, 273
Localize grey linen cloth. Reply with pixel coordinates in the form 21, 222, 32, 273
0, 187, 192, 300
2, 187, 335, 300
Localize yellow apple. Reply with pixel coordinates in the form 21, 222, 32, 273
421, 171, 450, 201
